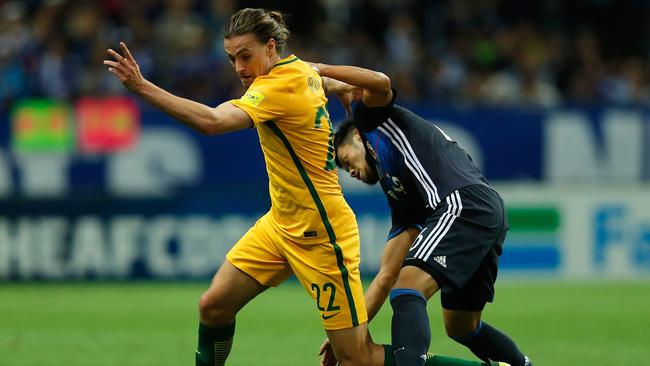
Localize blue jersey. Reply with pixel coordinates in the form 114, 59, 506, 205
355, 91, 489, 239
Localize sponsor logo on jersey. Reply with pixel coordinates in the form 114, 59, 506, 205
241, 90, 265, 106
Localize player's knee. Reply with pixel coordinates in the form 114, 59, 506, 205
198, 292, 235, 325
445, 319, 480, 342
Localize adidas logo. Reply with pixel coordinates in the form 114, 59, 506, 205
433, 255, 447, 268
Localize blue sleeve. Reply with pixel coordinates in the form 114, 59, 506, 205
387, 203, 424, 240
353, 89, 397, 133
387, 224, 424, 240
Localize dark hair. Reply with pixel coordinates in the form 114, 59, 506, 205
223, 8, 290, 53
333, 117, 357, 168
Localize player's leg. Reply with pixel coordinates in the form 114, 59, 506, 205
388, 186, 501, 366
389, 265, 440, 366
284, 227, 384, 365
196, 213, 292, 366
443, 309, 530, 366
387, 195, 464, 366
440, 186, 531, 366
199, 260, 267, 326
441, 250, 531, 366
196, 260, 267, 366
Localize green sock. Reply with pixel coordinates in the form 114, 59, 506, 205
195, 321, 236, 366
383, 346, 496, 366
425, 353, 499, 366
383, 345, 395, 366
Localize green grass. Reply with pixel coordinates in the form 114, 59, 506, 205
1, 280, 649, 365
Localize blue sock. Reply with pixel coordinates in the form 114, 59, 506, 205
390, 289, 430, 366
451, 321, 530, 366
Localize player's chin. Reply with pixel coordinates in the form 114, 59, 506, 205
361, 174, 379, 185
240, 76, 254, 87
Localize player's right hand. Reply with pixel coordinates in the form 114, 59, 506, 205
335, 85, 362, 116
318, 338, 338, 366
103, 42, 145, 93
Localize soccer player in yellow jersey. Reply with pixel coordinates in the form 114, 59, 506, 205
105, 7, 507, 366
104, 7, 383, 366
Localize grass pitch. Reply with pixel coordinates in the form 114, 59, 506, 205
1, 280, 649, 365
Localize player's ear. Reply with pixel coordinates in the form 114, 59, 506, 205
353, 129, 363, 144
267, 38, 276, 55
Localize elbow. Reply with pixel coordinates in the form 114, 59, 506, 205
376, 72, 392, 93
200, 125, 220, 136
200, 114, 225, 136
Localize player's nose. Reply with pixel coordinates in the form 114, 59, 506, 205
235, 61, 245, 74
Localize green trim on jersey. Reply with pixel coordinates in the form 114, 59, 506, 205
266, 120, 359, 327
272, 56, 299, 69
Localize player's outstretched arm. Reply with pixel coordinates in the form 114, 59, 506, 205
364, 227, 420, 322
104, 42, 252, 135
311, 63, 393, 108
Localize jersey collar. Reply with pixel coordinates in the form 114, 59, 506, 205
271, 54, 299, 69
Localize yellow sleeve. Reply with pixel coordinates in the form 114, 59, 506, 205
229, 78, 290, 125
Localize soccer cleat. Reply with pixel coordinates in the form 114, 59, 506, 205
523, 356, 533, 366
489, 362, 510, 366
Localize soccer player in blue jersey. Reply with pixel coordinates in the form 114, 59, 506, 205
315, 63, 533, 366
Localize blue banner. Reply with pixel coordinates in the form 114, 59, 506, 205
1, 100, 650, 280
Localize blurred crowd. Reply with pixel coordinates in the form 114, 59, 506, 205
1, 0, 649, 113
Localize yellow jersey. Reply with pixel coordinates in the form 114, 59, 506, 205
230, 55, 357, 244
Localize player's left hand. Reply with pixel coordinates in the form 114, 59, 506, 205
318, 338, 338, 366
103, 42, 145, 93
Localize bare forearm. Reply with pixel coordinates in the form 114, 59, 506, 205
365, 273, 393, 322
321, 76, 353, 95
365, 228, 420, 322
315, 63, 390, 94
365, 279, 390, 322
137, 80, 219, 134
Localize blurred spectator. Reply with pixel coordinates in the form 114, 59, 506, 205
1, 0, 649, 112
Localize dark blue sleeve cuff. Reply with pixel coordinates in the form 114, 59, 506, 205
387, 223, 423, 240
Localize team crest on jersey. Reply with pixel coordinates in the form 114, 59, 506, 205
241, 89, 265, 106
385, 175, 406, 200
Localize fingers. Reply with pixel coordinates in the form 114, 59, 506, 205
103, 60, 120, 68
104, 50, 129, 79
107, 67, 127, 82
105, 46, 134, 77
106, 48, 130, 67
318, 338, 330, 355
120, 42, 136, 62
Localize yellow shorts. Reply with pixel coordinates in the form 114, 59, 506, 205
226, 212, 368, 330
